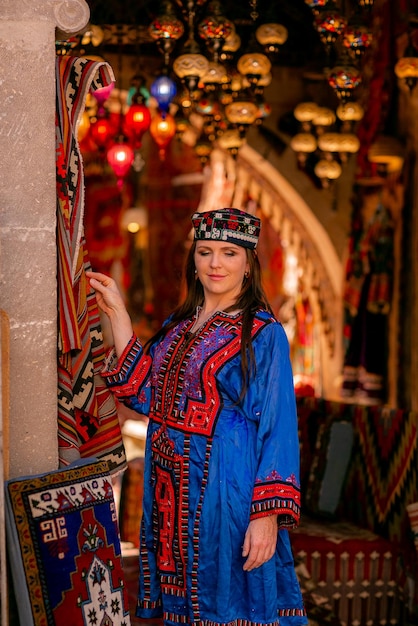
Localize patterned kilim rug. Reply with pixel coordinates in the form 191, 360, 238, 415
349, 404, 418, 542
5, 459, 131, 625
56, 55, 127, 475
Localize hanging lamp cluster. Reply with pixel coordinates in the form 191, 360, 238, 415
56, 0, 289, 182
289, 0, 374, 187
306, 0, 374, 103
147, 0, 287, 164
290, 100, 363, 188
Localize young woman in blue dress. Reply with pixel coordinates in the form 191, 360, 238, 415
87, 207, 307, 626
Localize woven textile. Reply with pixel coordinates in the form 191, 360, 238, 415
343, 405, 418, 543
5, 459, 131, 626
56, 55, 126, 474
291, 517, 403, 626
297, 397, 354, 498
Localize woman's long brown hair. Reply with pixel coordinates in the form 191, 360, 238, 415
144, 241, 274, 400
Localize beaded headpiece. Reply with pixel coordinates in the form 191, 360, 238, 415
191, 208, 261, 250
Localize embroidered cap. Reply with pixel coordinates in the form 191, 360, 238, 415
191, 208, 261, 250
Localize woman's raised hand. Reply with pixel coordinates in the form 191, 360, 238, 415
87, 270, 134, 357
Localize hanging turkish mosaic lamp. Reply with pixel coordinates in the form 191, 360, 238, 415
216, 128, 244, 157
255, 23, 288, 56
172, 0, 210, 95
90, 116, 116, 150
336, 100, 364, 131
294, 101, 320, 131
395, 36, 418, 92
150, 74, 178, 113
357, 0, 374, 7
220, 30, 241, 63
290, 132, 317, 166
198, 0, 234, 62
311, 106, 336, 133
107, 139, 135, 188
173, 39, 210, 95
368, 135, 404, 175
337, 133, 360, 161
336, 101, 364, 121
314, 3, 347, 54
93, 82, 115, 115
225, 99, 259, 137
314, 158, 342, 187
327, 61, 362, 102
304, 0, 328, 11
342, 22, 373, 60
148, 0, 185, 66
237, 52, 271, 88
124, 102, 151, 149
149, 111, 177, 160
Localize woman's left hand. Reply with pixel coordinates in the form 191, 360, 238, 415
242, 515, 278, 571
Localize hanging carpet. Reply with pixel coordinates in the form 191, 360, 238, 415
56, 55, 127, 474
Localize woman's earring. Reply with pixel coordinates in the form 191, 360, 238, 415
245, 271, 249, 278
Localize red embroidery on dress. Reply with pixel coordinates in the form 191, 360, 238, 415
151, 426, 187, 593
155, 466, 176, 571
151, 316, 265, 437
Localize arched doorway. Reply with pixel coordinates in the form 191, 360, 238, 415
182, 145, 343, 398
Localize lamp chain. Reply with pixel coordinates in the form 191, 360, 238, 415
249, 0, 259, 23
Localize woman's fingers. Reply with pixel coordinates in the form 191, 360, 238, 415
86, 271, 115, 291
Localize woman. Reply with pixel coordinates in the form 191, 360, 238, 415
88, 208, 307, 626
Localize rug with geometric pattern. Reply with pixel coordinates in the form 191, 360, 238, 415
5, 459, 130, 625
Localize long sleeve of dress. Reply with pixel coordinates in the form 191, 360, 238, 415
101, 334, 153, 415
242, 320, 301, 528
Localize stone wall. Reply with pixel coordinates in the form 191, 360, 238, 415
0, 0, 89, 479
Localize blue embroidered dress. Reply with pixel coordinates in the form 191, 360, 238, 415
102, 308, 307, 626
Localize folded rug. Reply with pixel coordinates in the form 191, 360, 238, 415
5, 459, 131, 625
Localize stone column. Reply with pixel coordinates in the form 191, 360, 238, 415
0, 0, 89, 478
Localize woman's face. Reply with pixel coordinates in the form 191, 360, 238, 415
194, 240, 249, 304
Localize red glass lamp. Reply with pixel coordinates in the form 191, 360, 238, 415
107, 140, 135, 188
124, 103, 152, 149
90, 116, 115, 149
